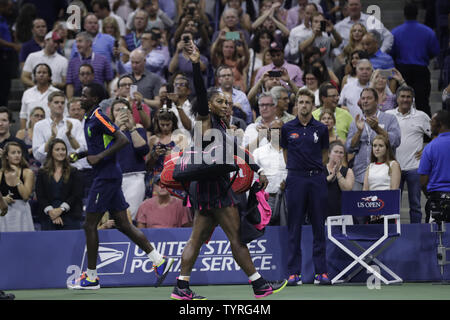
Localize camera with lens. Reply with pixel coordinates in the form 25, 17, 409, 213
426, 192, 450, 223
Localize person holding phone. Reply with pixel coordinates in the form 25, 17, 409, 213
168, 31, 209, 96
109, 99, 149, 221
99, 74, 152, 130
212, 8, 250, 44
254, 41, 304, 88
146, 108, 187, 199
117, 29, 170, 79
211, 30, 250, 92
299, 12, 342, 68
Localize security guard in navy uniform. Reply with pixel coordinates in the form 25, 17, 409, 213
280, 89, 331, 286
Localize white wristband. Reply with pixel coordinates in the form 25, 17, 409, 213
257, 168, 265, 175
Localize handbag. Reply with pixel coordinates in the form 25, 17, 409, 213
173, 144, 239, 183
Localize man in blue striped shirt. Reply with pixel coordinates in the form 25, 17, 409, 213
390, 3, 440, 116
66, 32, 113, 99
69, 13, 115, 64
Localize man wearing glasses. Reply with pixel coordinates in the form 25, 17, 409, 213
99, 74, 151, 130
312, 83, 353, 141
243, 92, 279, 151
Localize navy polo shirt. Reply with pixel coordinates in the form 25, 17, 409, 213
280, 116, 329, 171
84, 107, 122, 180
19, 38, 42, 62
418, 132, 450, 192
0, 15, 12, 53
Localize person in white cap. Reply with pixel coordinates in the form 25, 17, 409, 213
21, 31, 68, 90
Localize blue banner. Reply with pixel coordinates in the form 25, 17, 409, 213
341, 190, 401, 216
0, 224, 449, 290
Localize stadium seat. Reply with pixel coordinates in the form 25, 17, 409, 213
327, 190, 403, 285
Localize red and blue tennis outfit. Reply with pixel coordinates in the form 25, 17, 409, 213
84, 106, 129, 213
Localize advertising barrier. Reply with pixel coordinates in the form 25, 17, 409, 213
0, 224, 449, 290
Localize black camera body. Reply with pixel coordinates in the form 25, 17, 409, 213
426, 192, 450, 223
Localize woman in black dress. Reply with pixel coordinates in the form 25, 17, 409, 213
171, 42, 287, 300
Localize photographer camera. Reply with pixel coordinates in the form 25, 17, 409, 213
419, 110, 450, 223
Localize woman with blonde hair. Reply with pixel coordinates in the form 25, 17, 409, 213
369, 69, 397, 112
338, 23, 367, 65
319, 108, 344, 144
102, 16, 121, 42
0, 142, 35, 231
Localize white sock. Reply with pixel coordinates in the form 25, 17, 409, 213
87, 268, 97, 280
249, 272, 261, 282
148, 249, 164, 266
178, 275, 190, 282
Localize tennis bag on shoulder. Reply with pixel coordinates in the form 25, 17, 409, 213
173, 144, 239, 182
161, 147, 254, 194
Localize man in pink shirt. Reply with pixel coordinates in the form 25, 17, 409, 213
136, 178, 193, 228
254, 41, 304, 88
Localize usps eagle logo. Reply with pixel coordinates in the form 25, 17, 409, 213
358, 195, 385, 212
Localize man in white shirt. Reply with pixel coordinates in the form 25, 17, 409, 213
386, 85, 431, 223
21, 31, 68, 91
19, 63, 60, 129
299, 12, 343, 68
287, 2, 317, 63
253, 119, 287, 225
334, 0, 393, 56
339, 59, 373, 118
32, 91, 89, 171
92, 0, 127, 37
